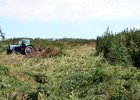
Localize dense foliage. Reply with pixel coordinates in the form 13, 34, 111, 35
96, 28, 140, 67
1, 45, 140, 99
0, 32, 140, 99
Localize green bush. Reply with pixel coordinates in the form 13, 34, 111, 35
96, 28, 140, 67
91, 69, 110, 84
60, 73, 90, 98
107, 44, 132, 66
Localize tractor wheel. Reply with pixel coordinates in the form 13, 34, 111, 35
7, 50, 12, 54
7, 50, 16, 54
24, 46, 34, 56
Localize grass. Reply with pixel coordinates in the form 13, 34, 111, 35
0, 41, 140, 100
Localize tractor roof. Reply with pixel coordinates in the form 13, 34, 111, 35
20, 39, 30, 42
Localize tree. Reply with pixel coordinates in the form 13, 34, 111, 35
0, 28, 5, 40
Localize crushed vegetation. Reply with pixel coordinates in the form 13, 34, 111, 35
29, 46, 61, 58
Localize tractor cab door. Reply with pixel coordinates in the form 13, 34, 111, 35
21, 41, 26, 47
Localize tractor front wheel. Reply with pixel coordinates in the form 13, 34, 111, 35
7, 50, 16, 54
24, 46, 34, 56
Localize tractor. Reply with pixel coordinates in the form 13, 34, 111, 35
7, 39, 34, 55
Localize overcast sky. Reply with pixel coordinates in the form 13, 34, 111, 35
0, 0, 140, 39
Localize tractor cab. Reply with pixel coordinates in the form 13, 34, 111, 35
19, 39, 31, 46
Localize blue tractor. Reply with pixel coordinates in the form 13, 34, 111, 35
7, 39, 34, 55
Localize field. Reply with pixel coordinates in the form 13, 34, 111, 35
0, 38, 140, 100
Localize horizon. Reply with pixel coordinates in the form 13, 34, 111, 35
0, 0, 140, 39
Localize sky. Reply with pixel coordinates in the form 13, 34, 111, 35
0, 0, 140, 39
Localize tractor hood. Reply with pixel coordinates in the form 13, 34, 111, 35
8, 45, 20, 50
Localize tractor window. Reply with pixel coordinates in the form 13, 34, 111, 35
21, 41, 26, 47
19, 40, 30, 46
26, 41, 30, 45
19, 41, 22, 45
19, 40, 26, 45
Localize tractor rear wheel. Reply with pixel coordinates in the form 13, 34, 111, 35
24, 46, 34, 56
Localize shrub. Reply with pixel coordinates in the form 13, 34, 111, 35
107, 44, 132, 66
96, 28, 140, 67
60, 73, 90, 98
91, 69, 109, 84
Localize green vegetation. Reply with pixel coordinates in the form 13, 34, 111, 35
0, 28, 140, 99
96, 28, 140, 67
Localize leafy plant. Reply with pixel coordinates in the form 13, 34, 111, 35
96, 28, 140, 67
107, 44, 132, 66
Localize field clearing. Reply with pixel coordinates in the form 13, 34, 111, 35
1, 43, 140, 100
